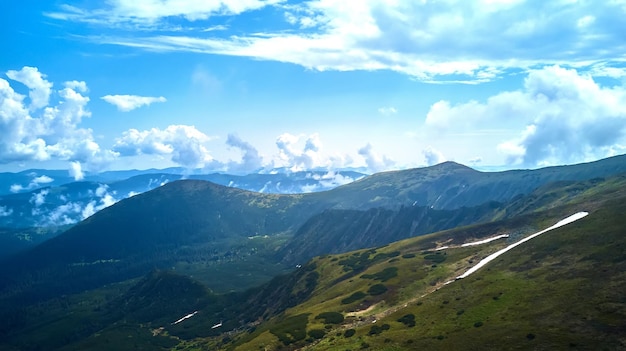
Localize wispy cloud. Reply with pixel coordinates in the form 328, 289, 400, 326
47, 1, 626, 82
44, 1, 282, 30
378, 106, 397, 116
101, 94, 166, 112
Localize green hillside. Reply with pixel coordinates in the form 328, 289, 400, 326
1, 172, 624, 350
221, 187, 625, 350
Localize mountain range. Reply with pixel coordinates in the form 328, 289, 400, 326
0, 155, 625, 350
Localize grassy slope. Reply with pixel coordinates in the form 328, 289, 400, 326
219, 178, 626, 350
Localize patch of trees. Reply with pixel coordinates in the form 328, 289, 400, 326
315, 312, 344, 324
269, 313, 310, 345
367, 284, 388, 296
341, 291, 367, 304
397, 314, 415, 327
361, 267, 398, 282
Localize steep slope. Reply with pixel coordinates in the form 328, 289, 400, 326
220, 193, 625, 350
280, 201, 502, 264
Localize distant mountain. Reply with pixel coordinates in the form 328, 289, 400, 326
328, 154, 626, 210
2, 155, 626, 302
0, 170, 365, 229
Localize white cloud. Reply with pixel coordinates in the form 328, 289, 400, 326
9, 174, 54, 193
274, 132, 327, 171
45, 202, 83, 226
423, 66, 626, 167
358, 143, 394, 172
30, 189, 49, 207
101, 94, 166, 111
423, 146, 446, 166
378, 106, 397, 116
64, 80, 88, 93
81, 184, 119, 219
113, 125, 215, 168
226, 134, 263, 173
46, 0, 282, 27
299, 170, 360, 192
0, 67, 117, 170
54, 1, 626, 82
0, 206, 12, 217
69, 161, 84, 180
6, 66, 52, 110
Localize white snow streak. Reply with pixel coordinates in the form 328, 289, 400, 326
461, 234, 509, 247
456, 212, 588, 280
172, 311, 198, 325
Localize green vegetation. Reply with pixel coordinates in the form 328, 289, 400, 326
367, 284, 388, 296
315, 312, 344, 324
397, 314, 416, 327
341, 291, 367, 304
308, 329, 326, 339
269, 314, 310, 345
361, 267, 398, 282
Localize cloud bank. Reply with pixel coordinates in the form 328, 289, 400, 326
425, 65, 626, 167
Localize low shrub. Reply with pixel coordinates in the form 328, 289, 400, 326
367, 284, 388, 296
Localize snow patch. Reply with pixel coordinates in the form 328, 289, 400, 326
172, 311, 198, 325
456, 212, 588, 280
461, 234, 509, 247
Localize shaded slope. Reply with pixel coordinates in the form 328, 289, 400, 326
0, 180, 320, 304
281, 201, 501, 264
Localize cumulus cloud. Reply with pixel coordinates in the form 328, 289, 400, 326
423, 66, 626, 167
69, 161, 84, 180
1, 67, 117, 172
423, 146, 446, 166
358, 143, 394, 173
9, 174, 54, 193
0, 206, 12, 217
226, 133, 263, 173
275, 133, 325, 171
101, 94, 167, 112
300, 171, 360, 193
30, 189, 49, 207
113, 125, 215, 168
40, 184, 120, 226
50, 1, 626, 82
81, 184, 119, 219
6, 66, 52, 110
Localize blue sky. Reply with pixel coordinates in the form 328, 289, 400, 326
1, 0, 625, 178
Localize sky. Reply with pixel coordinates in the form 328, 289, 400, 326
1, 0, 626, 178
